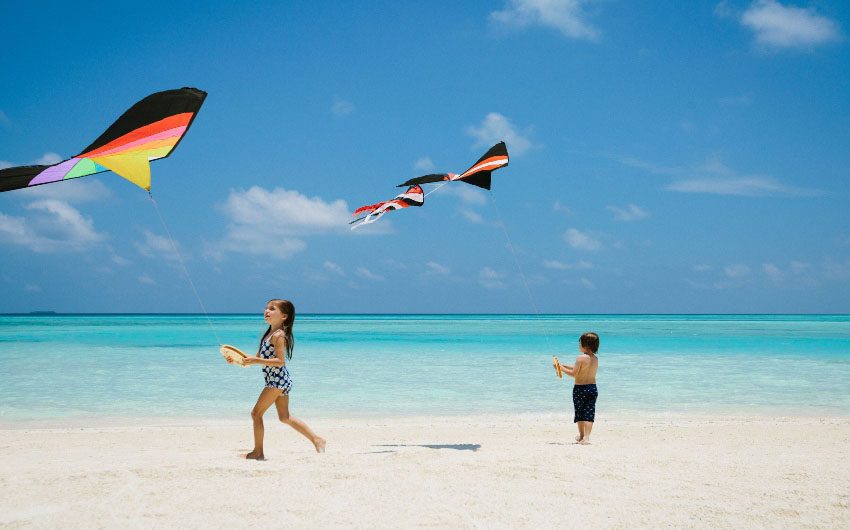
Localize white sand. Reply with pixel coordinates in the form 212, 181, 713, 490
1, 413, 848, 528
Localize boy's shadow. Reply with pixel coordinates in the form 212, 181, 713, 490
367, 443, 480, 454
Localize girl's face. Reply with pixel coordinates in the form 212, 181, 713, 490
263, 302, 287, 326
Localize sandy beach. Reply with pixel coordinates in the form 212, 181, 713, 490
1, 413, 848, 528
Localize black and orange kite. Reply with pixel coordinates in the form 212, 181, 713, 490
351, 142, 509, 228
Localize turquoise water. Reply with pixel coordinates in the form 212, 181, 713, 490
1, 314, 849, 421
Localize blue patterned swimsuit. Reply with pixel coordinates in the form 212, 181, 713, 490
260, 335, 293, 394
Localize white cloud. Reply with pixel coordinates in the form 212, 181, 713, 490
739, 0, 841, 49
112, 254, 131, 266
0, 151, 63, 170
692, 264, 713, 273
580, 277, 595, 289
214, 186, 350, 260
0, 110, 10, 128
35, 152, 63, 165
667, 175, 822, 197
479, 266, 506, 289
790, 261, 810, 274
553, 200, 572, 214
324, 261, 345, 276
331, 97, 355, 116
356, 266, 384, 281
618, 154, 823, 197
0, 200, 105, 253
442, 185, 488, 206
724, 264, 751, 278
135, 229, 183, 261
543, 259, 592, 270
675, 157, 821, 196
425, 261, 451, 275
763, 263, 783, 281
718, 94, 753, 106
607, 204, 649, 222
413, 157, 435, 172
382, 258, 408, 271
138, 273, 156, 285
564, 228, 602, 251
490, 0, 599, 41
24, 284, 41, 292
459, 208, 485, 224
824, 259, 850, 281
616, 155, 680, 176
13, 178, 110, 204
467, 113, 533, 156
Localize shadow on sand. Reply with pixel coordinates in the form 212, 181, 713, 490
368, 443, 481, 453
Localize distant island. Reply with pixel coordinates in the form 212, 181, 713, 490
28, 311, 57, 315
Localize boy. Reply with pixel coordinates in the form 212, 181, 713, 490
557, 332, 599, 445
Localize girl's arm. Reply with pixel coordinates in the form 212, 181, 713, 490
245, 332, 286, 367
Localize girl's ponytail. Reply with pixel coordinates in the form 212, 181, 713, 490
268, 299, 295, 360
282, 319, 294, 360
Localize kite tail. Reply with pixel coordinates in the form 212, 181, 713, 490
350, 206, 390, 230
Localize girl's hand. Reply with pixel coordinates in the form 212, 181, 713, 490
243, 357, 256, 366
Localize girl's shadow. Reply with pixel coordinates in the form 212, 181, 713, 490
368, 443, 480, 453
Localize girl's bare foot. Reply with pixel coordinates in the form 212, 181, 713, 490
578, 438, 591, 445
575, 435, 583, 442
314, 437, 326, 453
245, 451, 265, 460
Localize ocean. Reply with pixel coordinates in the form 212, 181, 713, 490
1, 314, 849, 421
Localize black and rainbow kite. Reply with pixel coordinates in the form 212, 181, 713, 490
0, 87, 206, 193
351, 142, 509, 229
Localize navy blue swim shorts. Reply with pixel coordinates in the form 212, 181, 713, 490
573, 384, 598, 423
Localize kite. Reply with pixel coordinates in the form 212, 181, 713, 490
0, 87, 207, 193
397, 142, 509, 191
350, 185, 424, 228
349, 142, 509, 229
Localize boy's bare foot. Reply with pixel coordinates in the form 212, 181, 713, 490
245, 451, 265, 460
314, 437, 326, 453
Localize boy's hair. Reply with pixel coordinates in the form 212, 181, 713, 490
580, 332, 600, 354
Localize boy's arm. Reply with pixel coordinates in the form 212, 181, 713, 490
561, 356, 585, 378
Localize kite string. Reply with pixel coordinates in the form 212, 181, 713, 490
147, 193, 221, 345
489, 194, 552, 351
425, 183, 551, 348
423, 180, 450, 198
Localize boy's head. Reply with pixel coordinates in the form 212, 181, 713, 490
579, 332, 599, 354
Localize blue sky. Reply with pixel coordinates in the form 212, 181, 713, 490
1, 0, 849, 313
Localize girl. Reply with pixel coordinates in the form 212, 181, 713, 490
240, 299, 325, 457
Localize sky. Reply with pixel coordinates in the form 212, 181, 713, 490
1, 0, 849, 313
